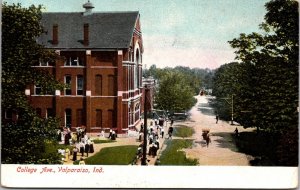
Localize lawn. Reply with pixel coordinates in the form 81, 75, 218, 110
173, 125, 194, 138
92, 139, 116, 144
75, 145, 138, 165
159, 139, 198, 165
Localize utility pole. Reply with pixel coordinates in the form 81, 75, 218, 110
231, 94, 234, 125
141, 85, 149, 165
221, 94, 234, 125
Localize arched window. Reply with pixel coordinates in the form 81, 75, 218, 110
134, 49, 140, 89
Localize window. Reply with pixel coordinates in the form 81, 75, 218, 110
65, 109, 72, 128
5, 109, 13, 119
135, 104, 140, 122
36, 108, 42, 117
134, 49, 140, 89
34, 85, 54, 95
46, 108, 54, 118
107, 110, 115, 128
96, 109, 102, 127
64, 75, 72, 95
76, 109, 84, 127
35, 85, 42, 95
95, 75, 102, 95
64, 57, 84, 66
39, 59, 54, 66
108, 75, 115, 96
77, 75, 84, 95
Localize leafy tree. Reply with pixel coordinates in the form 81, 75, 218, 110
210, 0, 298, 166
2, 3, 64, 164
228, 0, 298, 133
212, 62, 256, 126
155, 71, 196, 112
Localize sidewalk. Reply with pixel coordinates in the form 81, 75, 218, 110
62, 119, 170, 165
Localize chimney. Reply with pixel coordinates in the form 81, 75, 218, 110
83, 0, 94, 16
83, 23, 89, 46
52, 24, 58, 45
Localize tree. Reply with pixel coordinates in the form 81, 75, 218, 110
228, 0, 298, 133
2, 3, 64, 164
212, 62, 256, 127
155, 71, 196, 112
222, 0, 298, 166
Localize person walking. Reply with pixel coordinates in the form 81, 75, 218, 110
84, 143, 90, 157
206, 133, 211, 147
72, 146, 78, 161
79, 158, 85, 165
167, 126, 173, 139
234, 128, 239, 137
161, 127, 165, 138
216, 114, 219, 124
170, 118, 174, 126
79, 141, 85, 157
65, 147, 70, 161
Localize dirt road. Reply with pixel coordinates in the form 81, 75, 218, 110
175, 95, 253, 166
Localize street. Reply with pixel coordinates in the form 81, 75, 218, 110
175, 95, 254, 166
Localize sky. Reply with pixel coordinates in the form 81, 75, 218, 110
5, 0, 269, 69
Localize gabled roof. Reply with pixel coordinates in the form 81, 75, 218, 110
38, 12, 139, 49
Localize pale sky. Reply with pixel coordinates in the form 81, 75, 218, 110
5, 0, 269, 69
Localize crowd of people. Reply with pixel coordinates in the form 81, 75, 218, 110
57, 126, 94, 163
136, 117, 175, 162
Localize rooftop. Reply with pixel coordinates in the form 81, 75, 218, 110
38, 11, 140, 49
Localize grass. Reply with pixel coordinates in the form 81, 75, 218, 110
92, 139, 116, 144
159, 139, 198, 165
74, 145, 138, 165
173, 125, 194, 138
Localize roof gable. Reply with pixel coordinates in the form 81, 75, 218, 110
38, 12, 139, 49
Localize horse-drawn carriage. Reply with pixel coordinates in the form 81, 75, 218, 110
202, 128, 211, 147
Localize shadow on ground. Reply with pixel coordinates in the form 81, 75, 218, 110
194, 140, 208, 148
197, 107, 215, 116
210, 132, 239, 152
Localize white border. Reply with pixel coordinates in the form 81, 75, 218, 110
1, 165, 298, 188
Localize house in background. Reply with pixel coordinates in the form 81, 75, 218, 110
25, 1, 144, 133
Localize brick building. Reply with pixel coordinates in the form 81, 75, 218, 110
26, 2, 144, 133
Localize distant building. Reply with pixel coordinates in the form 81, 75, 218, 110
24, 1, 144, 133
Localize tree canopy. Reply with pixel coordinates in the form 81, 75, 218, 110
211, 0, 298, 166
2, 3, 64, 164
144, 65, 214, 113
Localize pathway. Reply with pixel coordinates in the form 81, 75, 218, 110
176, 95, 253, 166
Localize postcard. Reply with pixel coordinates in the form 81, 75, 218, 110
1, 0, 298, 189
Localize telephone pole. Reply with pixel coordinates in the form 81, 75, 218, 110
141, 85, 149, 165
